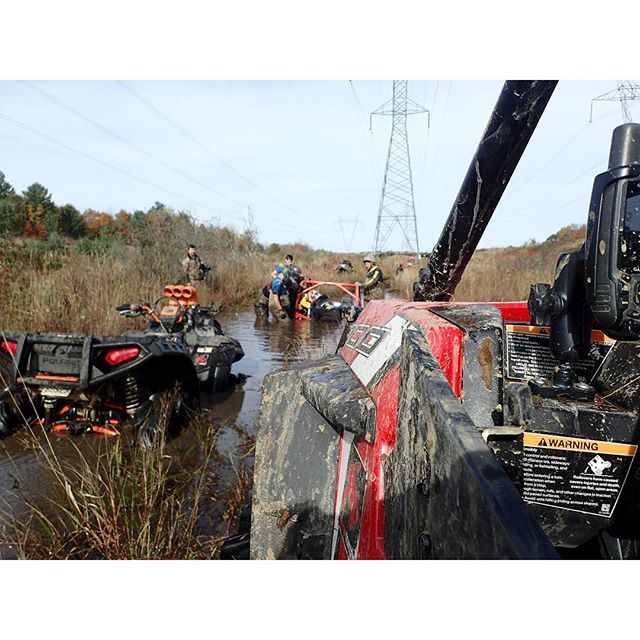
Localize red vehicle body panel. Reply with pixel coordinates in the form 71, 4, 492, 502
334, 299, 530, 559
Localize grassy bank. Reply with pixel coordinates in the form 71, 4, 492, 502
0, 223, 585, 559
0, 223, 585, 333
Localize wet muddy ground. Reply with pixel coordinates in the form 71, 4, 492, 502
0, 310, 345, 556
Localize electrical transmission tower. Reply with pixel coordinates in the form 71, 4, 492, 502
335, 215, 361, 252
371, 81, 429, 258
590, 81, 640, 123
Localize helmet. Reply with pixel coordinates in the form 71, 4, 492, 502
274, 265, 283, 274
363, 253, 376, 264
308, 290, 321, 303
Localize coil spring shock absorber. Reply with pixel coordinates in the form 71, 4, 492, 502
124, 375, 142, 416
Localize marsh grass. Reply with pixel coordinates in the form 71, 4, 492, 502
0, 400, 254, 559
385, 226, 585, 302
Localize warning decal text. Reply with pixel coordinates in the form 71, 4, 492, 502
522, 432, 637, 517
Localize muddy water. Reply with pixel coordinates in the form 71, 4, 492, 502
210, 311, 345, 437
0, 310, 345, 554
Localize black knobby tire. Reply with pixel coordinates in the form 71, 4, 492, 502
133, 386, 196, 447
0, 391, 39, 439
0, 401, 16, 438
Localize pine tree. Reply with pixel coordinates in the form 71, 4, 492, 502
22, 182, 58, 235
0, 172, 15, 199
59, 203, 87, 238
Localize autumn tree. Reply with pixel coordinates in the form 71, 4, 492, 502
82, 209, 116, 238
22, 203, 48, 238
22, 182, 58, 235
115, 209, 133, 242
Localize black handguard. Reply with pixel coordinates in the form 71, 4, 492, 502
585, 123, 640, 340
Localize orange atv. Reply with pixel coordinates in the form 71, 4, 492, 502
119, 284, 244, 392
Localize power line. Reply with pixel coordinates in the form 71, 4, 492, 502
425, 80, 453, 190
10, 84, 323, 237
117, 80, 332, 233
0, 110, 238, 218
348, 80, 381, 185
416, 80, 437, 193
501, 122, 591, 203
0, 109, 325, 238
18, 80, 249, 214
495, 157, 606, 221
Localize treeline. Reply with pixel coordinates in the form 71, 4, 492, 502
0, 171, 323, 267
0, 171, 221, 244
0, 170, 272, 261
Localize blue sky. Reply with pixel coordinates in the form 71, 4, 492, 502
0, 79, 634, 253
1, 2, 637, 255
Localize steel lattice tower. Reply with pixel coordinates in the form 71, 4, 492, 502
590, 81, 640, 123
371, 81, 429, 257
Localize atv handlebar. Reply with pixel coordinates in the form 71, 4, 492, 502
117, 300, 221, 321
117, 303, 150, 318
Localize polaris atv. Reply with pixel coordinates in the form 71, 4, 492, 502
119, 284, 244, 392
0, 327, 199, 444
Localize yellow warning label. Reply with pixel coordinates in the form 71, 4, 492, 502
505, 324, 615, 344
524, 432, 637, 456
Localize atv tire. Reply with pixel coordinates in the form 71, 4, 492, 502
0, 391, 38, 439
133, 386, 196, 447
0, 402, 16, 438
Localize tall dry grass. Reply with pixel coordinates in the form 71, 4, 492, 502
0, 242, 392, 333
0, 234, 583, 336
0, 407, 254, 559
386, 226, 585, 303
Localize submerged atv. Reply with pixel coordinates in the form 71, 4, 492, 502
120, 284, 244, 392
0, 327, 199, 444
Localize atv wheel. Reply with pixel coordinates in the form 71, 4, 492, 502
0, 391, 38, 438
0, 402, 17, 438
133, 386, 196, 447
